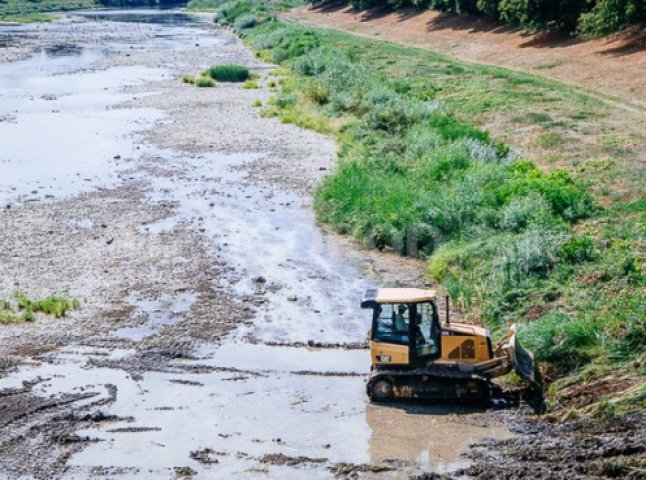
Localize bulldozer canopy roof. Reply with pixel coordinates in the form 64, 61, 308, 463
361, 288, 436, 308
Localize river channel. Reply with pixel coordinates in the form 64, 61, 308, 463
0, 9, 514, 479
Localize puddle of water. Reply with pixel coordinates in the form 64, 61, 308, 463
197, 343, 370, 374
0, 59, 164, 204
142, 150, 372, 345
0, 342, 513, 478
0, 9, 224, 206
111, 291, 196, 341
77, 10, 200, 25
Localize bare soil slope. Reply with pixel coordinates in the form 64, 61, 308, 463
288, 5, 646, 107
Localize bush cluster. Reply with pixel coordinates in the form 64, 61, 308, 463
207, 64, 250, 82
341, 0, 645, 38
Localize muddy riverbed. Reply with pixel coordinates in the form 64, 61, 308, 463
0, 10, 515, 479
2, 9, 641, 480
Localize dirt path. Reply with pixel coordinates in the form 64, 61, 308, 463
288, 5, 646, 108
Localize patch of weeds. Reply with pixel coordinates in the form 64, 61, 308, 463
195, 76, 215, 87
182, 74, 196, 84
0, 293, 81, 324
0, 13, 54, 23
534, 60, 564, 70
527, 112, 552, 123
535, 131, 565, 148
595, 397, 618, 421
602, 134, 634, 156
252, 99, 262, 107
243, 79, 259, 89
569, 111, 595, 120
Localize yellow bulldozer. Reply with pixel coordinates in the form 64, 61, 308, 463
362, 287, 545, 413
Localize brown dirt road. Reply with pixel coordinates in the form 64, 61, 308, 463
288, 4, 646, 108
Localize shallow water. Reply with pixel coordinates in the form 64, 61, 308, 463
0, 10, 514, 478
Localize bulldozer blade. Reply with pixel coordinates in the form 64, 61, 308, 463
509, 333, 546, 414
510, 333, 538, 385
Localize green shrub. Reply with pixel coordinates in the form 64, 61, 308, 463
243, 79, 260, 89
578, 0, 646, 38
427, 114, 490, 143
521, 311, 599, 366
182, 74, 196, 84
213, 0, 252, 25
361, 87, 430, 132
276, 94, 297, 108
493, 226, 565, 287
559, 235, 597, 263
303, 80, 329, 104
271, 47, 289, 63
497, 192, 552, 231
195, 76, 216, 87
496, 164, 595, 221
294, 49, 329, 76
207, 64, 250, 82
219, 11, 641, 381
186, 0, 231, 11
233, 13, 257, 30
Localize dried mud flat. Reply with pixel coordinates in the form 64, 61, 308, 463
0, 10, 642, 480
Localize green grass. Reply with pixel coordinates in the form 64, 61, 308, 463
199, 0, 646, 413
207, 64, 250, 82
0, 0, 95, 19
243, 79, 259, 89
0, 293, 81, 324
0, 12, 54, 23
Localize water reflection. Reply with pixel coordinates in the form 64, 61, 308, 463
78, 11, 198, 25
366, 403, 512, 474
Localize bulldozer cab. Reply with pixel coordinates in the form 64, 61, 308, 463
362, 288, 441, 366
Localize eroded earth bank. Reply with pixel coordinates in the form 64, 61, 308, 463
0, 10, 520, 479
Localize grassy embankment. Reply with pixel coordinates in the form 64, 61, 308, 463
0, 0, 95, 22
188, 0, 645, 415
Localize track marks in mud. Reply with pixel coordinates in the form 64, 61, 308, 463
0, 380, 120, 479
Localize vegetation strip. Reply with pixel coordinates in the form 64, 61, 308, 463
0, 293, 81, 324
187, 0, 645, 414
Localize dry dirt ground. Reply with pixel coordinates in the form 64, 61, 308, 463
288, 4, 646, 108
